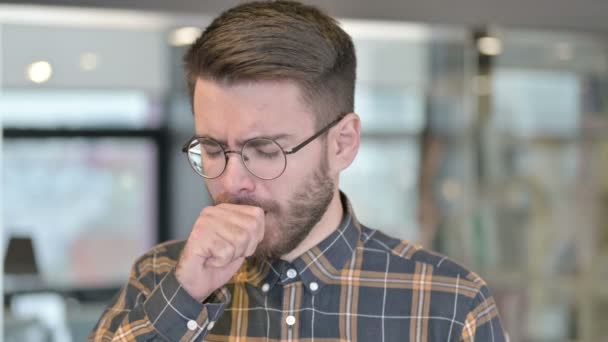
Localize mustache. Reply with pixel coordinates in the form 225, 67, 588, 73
214, 193, 280, 213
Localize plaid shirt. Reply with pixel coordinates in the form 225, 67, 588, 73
90, 194, 505, 341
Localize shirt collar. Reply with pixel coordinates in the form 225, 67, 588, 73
235, 192, 361, 294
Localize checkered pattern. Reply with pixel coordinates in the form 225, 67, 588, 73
89, 194, 505, 341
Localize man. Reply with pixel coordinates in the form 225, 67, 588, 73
90, 1, 505, 341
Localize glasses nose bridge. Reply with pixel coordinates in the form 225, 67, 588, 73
223, 149, 247, 162
222, 149, 250, 173
224, 149, 242, 157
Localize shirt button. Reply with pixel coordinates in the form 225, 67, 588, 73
285, 315, 296, 326
286, 268, 297, 279
261, 283, 270, 293
207, 321, 215, 331
309, 281, 319, 292
187, 320, 198, 331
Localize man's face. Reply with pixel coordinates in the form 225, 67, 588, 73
192, 78, 336, 263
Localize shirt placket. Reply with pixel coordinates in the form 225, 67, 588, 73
280, 266, 301, 342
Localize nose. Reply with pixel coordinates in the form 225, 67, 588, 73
218, 152, 256, 195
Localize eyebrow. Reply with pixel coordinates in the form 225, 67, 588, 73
194, 133, 293, 148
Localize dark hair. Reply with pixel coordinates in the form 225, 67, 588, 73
183, 0, 356, 128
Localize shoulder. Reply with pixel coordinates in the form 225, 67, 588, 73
357, 227, 505, 337
359, 226, 487, 287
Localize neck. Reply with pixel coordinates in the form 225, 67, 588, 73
281, 190, 343, 262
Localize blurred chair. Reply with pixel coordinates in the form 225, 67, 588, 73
10, 293, 72, 342
4, 236, 72, 342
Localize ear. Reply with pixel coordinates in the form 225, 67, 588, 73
328, 113, 361, 175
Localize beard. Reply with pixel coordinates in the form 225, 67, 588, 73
213, 150, 335, 267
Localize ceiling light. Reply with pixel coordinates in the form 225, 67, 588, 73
555, 42, 573, 61
80, 52, 99, 71
477, 36, 502, 56
169, 26, 202, 46
26, 61, 53, 84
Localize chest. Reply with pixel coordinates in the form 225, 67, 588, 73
204, 282, 462, 342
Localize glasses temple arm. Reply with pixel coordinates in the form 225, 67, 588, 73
284, 115, 345, 154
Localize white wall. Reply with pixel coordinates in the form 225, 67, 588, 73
4, 0, 608, 32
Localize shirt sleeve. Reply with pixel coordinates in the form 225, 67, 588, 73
88, 256, 230, 342
459, 285, 507, 342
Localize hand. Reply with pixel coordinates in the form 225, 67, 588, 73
175, 204, 265, 302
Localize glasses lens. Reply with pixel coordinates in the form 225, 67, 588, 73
242, 138, 286, 179
187, 138, 226, 178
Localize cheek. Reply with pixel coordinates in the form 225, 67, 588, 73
273, 161, 312, 198
284, 145, 322, 177
264, 177, 291, 203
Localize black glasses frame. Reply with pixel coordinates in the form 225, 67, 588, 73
182, 115, 345, 180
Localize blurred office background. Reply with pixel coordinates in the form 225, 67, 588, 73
1, 0, 607, 341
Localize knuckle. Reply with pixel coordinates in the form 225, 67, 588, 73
189, 224, 205, 240
200, 206, 216, 217
215, 243, 235, 260
193, 215, 204, 228
188, 226, 201, 241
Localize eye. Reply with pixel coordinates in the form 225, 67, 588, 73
199, 140, 224, 158
255, 149, 281, 159
245, 139, 282, 160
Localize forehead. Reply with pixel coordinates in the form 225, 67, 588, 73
192, 78, 316, 138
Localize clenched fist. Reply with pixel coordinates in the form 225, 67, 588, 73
175, 204, 265, 302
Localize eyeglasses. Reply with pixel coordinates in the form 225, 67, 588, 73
182, 115, 344, 180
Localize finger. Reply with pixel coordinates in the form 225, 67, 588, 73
193, 209, 247, 258
205, 242, 236, 268
244, 236, 258, 257
207, 221, 247, 258
212, 204, 261, 231
197, 204, 264, 258
192, 233, 235, 268
230, 205, 265, 245
218, 256, 245, 274
211, 206, 261, 257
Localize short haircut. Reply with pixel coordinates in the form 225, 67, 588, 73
183, 0, 357, 128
